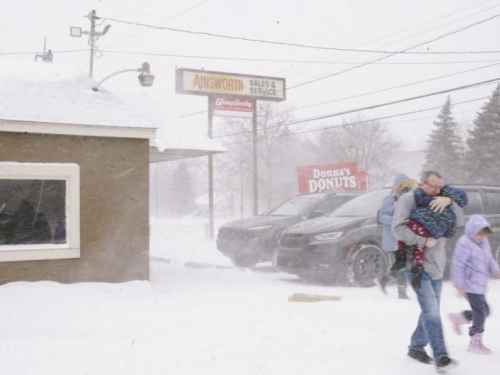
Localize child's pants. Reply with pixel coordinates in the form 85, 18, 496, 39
464, 293, 490, 335
397, 219, 430, 265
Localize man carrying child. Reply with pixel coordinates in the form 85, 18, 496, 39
392, 171, 465, 372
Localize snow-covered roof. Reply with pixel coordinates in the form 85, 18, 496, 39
0, 61, 156, 139
150, 124, 227, 162
0, 60, 226, 161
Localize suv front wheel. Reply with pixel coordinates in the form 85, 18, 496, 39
347, 244, 388, 287
229, 254, 259, 268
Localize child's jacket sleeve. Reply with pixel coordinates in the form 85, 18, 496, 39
442, 186, 468, 208
451, 237, 469, 290
488, 251, 500, 276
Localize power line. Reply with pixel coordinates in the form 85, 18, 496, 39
100, 49, 500, 65
221, 96, 489, 146
104, 0, 213, 49
102, 12, 500, 55
4, 46, 500, 66
294, 61, 500, 111
110, 0, 158, 18
213, 77, 500, 138
280, 1, 500, 81
178, 67, 500, 121
0, 49, 89, 56
288, 13, 500, 91
43, 0, 121, 38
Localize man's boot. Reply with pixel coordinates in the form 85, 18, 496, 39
468, 333, 492, 354
398, 290, 410, 299
375, 275, 389, 294
407, 348, 433, 364
448, 313, 469, 335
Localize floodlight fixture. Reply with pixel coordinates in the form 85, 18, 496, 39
137, 62, 155, 87
70, 27, 82, 37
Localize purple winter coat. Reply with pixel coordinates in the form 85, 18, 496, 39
451, 214, 500, 295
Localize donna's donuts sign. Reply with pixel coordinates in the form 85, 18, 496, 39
297, 162, 370, 194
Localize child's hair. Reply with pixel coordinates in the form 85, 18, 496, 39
480, 227, 494, 236
393, 179, 419, 198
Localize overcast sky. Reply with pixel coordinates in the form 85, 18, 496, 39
2, 0, 500, 150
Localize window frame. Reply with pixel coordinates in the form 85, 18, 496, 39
462, 189, 484, 217
482, 189, 500, 216
0, 162, 80, 262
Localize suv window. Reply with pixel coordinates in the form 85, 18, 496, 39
311, 196, 352, 217
464, 191, 484, 216
265, 195, 322, 216
329, 190, 387, 217
484, 191, 500, 215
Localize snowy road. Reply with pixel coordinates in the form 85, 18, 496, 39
0, 218, 499, 374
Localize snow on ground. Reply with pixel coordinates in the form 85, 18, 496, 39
1, 217, 499, 375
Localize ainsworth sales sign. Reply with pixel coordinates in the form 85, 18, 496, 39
297, 162, 370, 194
176, 68, 286, 101
213, 97, 253, 118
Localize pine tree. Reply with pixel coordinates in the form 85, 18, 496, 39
465, 84, 500, 184
421, 96, 464, 183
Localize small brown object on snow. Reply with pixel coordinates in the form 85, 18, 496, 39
288, 293, 341, 302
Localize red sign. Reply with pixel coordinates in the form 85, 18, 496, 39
213, 97, 253, 118
297, 162, 370, 194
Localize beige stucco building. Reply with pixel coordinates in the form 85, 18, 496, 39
0, 62, 224, 284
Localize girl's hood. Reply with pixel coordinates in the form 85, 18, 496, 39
464, 214, 491, 240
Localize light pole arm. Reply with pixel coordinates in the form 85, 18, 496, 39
92, 68, 140, 91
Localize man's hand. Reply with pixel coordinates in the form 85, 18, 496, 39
429, 196, 452, 213
457, 288, 467, 298
494, 271, 500, 279
426, 237, 437, 248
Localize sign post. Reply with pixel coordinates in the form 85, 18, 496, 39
208, 96, 215, 240
252, 99, 258, 216
176, 69, 286, 240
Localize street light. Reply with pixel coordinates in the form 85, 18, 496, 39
92, 62, 155, 92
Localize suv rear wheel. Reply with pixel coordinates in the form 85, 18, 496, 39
347, 244, 388, 287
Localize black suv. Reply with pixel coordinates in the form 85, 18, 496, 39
216, 193, 358, 268
276, 185, 500, 287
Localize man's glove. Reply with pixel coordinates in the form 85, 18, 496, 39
411, 265, 424, 289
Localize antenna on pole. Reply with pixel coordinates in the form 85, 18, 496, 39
34, 37, 53, 62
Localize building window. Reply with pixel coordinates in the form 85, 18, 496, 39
0, 163, 80, 262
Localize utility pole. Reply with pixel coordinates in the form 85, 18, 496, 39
88, 10, 96, 79
70, 10, 111, 78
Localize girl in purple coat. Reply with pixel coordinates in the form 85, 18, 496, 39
449, 214, 500, 354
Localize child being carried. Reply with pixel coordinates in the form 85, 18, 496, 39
391, 185, 468, 288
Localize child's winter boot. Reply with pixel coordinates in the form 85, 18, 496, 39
390, 249, 407, 271
468, 333, 492, 355
448, 313, 468, 335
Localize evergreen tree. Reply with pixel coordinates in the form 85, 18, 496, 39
167, 161, 196, 217
465, 85, 500, 184
421, 96, 463, 183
